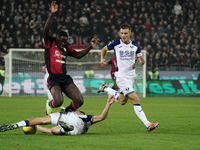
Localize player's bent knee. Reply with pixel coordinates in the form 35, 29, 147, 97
130, 97, 140, 104
73, 94, 84, 107
79, 99, 84, 106
119, 101, 126, 105
135, 97, 140, 103
74, 99, 84, 108
53, 103, 62, 107
54, 99, 64, 107
118, 98, 128, 105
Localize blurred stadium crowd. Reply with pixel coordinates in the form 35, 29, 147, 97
0, 0, 200, 71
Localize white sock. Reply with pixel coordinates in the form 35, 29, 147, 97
134, 105, 150, 128
60, 128, 66, 134
16, 121, 26, 127
104, 87, 119, 102
47, 89, 53, 100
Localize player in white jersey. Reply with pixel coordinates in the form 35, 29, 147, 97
97, 23, 160, 132
42, 63, 53, 101
0, 96, 115, 135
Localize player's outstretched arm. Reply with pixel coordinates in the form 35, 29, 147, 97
101, 46, 108, 66
37, 125, 68, 135
93, 63, 108, 70
74, 36, 100, 59
43, 1, 58, 41
36, 125, 52, 134
92, 95, 115, 123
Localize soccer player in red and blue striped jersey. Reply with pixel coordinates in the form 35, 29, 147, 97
43, 1, 99, 114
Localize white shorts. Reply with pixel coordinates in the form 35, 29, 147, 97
50, 112, 84, 135
116, 74, 135, 97
49, 113, 60, 125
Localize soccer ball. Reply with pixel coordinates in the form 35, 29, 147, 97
23, 125, 37, 134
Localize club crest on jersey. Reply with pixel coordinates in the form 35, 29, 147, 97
130, 45, 134, 49
54, 50, 61, 58
126, 88, 129, 91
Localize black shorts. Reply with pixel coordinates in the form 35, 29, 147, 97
48, 74, 73, 92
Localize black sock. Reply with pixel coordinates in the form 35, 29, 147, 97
65, 101, 78, 112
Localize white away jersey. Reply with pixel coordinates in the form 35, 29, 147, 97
106, 39, 142, 77
59, 112, 94, 135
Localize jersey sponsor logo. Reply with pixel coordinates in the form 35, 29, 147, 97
119, 50, 134, 60
54, 50, 61, 58
55, 59, 65, 63
54, 50, 66, 59
119, 51, 134, 57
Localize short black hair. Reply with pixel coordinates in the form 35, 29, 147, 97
58, 31, 68, 38
120, 23, 131, 31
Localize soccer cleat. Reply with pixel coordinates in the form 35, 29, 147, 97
147, 122, 160, 132
97, 82, 108, 93
46, 99, 53, 115
0, 124, 8, 132
58, 120, 74, 132
0, 124, 18, 132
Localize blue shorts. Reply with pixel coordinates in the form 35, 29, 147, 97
48, 74, 73, 92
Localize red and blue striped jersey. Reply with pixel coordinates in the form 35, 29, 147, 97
44, 38, 77, 77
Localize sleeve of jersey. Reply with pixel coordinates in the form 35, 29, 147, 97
67, 46, 78, 56
135, 42, 142, 58
80, 115, 94, 124
44, 40, 50, 48
106, 40, 119, 50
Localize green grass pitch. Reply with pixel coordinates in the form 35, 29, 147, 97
0, 96, 200, 150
